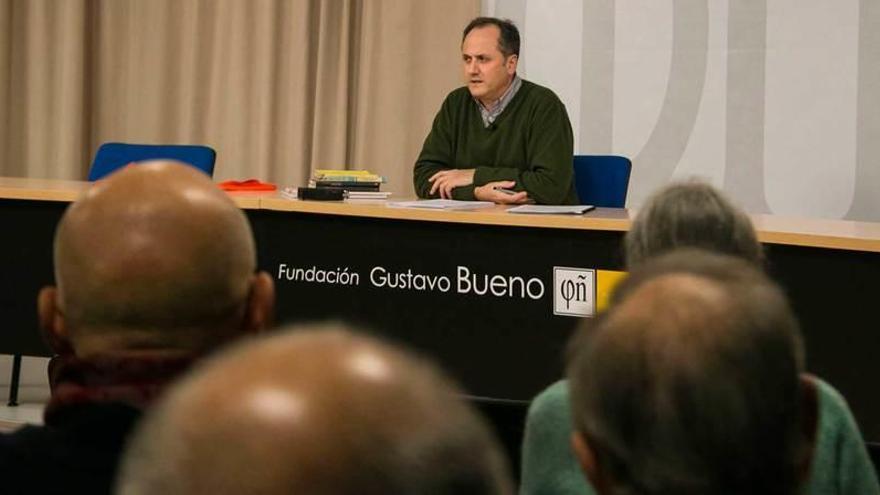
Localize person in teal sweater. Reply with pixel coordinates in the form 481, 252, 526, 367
414, 17, 578, 205
522, 377, 879, 495
520, 182, 880, 495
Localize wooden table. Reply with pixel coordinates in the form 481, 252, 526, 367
1, 177, 879, 441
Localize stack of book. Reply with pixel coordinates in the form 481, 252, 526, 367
309, 169, 390, 199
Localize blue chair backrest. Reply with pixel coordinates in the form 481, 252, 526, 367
572, 155, 632, 208
88, 142, 217, 181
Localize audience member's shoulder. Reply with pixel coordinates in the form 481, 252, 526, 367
0, 425, 55, 475
0, 424, 48, 451
812, 375, 859, 430
528, 380, 571, 421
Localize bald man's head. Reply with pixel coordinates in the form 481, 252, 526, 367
42, 161, 273, 356
118, 323, 513, 495
567, 250, 810, 495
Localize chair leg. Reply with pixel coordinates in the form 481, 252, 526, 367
7, 354, 22, 406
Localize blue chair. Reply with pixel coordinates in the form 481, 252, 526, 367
572, 155, 632, 208
88, 142, 216, 181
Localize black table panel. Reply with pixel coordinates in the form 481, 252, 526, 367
0, 199, 65, 356
253, 209, 625, 400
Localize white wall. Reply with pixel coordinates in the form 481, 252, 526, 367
485, 0, 880, 221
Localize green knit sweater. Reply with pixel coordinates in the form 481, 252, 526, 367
414, 79, 578, 205
520, 378, 880, 495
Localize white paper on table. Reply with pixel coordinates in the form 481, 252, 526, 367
388, 199, 495, 210
347, 191, 392, 199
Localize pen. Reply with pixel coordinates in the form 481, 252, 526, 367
493, 186, 518, 195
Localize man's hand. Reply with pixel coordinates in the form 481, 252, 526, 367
428, 169, 476, 199
474, 180, 530, 204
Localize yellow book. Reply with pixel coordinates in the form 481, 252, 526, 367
313, 169, 384, 183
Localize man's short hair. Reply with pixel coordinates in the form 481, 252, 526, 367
624, 181, 763, 268
568, 250, 808, 495
117, 323, 513, 495
463, 17, 520, 58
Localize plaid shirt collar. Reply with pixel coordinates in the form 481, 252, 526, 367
475, 74, 522, 128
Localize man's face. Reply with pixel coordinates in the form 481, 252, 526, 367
461, 25, 518, 105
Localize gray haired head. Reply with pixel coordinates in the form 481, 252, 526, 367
624, 181, 763, 269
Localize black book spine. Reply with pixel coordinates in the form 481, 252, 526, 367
315, 182, 381, 191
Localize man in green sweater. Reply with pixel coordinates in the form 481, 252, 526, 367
414, 17, 578, 205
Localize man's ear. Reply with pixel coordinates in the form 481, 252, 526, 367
506, 54, 518, 75
797, 374, 820, 483
242, 271, 275, 334
37, 286, 73, 355
572, 431, 606, 491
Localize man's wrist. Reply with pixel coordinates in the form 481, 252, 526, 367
464, 168, 477, 185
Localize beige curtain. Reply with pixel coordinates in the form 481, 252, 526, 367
0, 0, 478, 195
